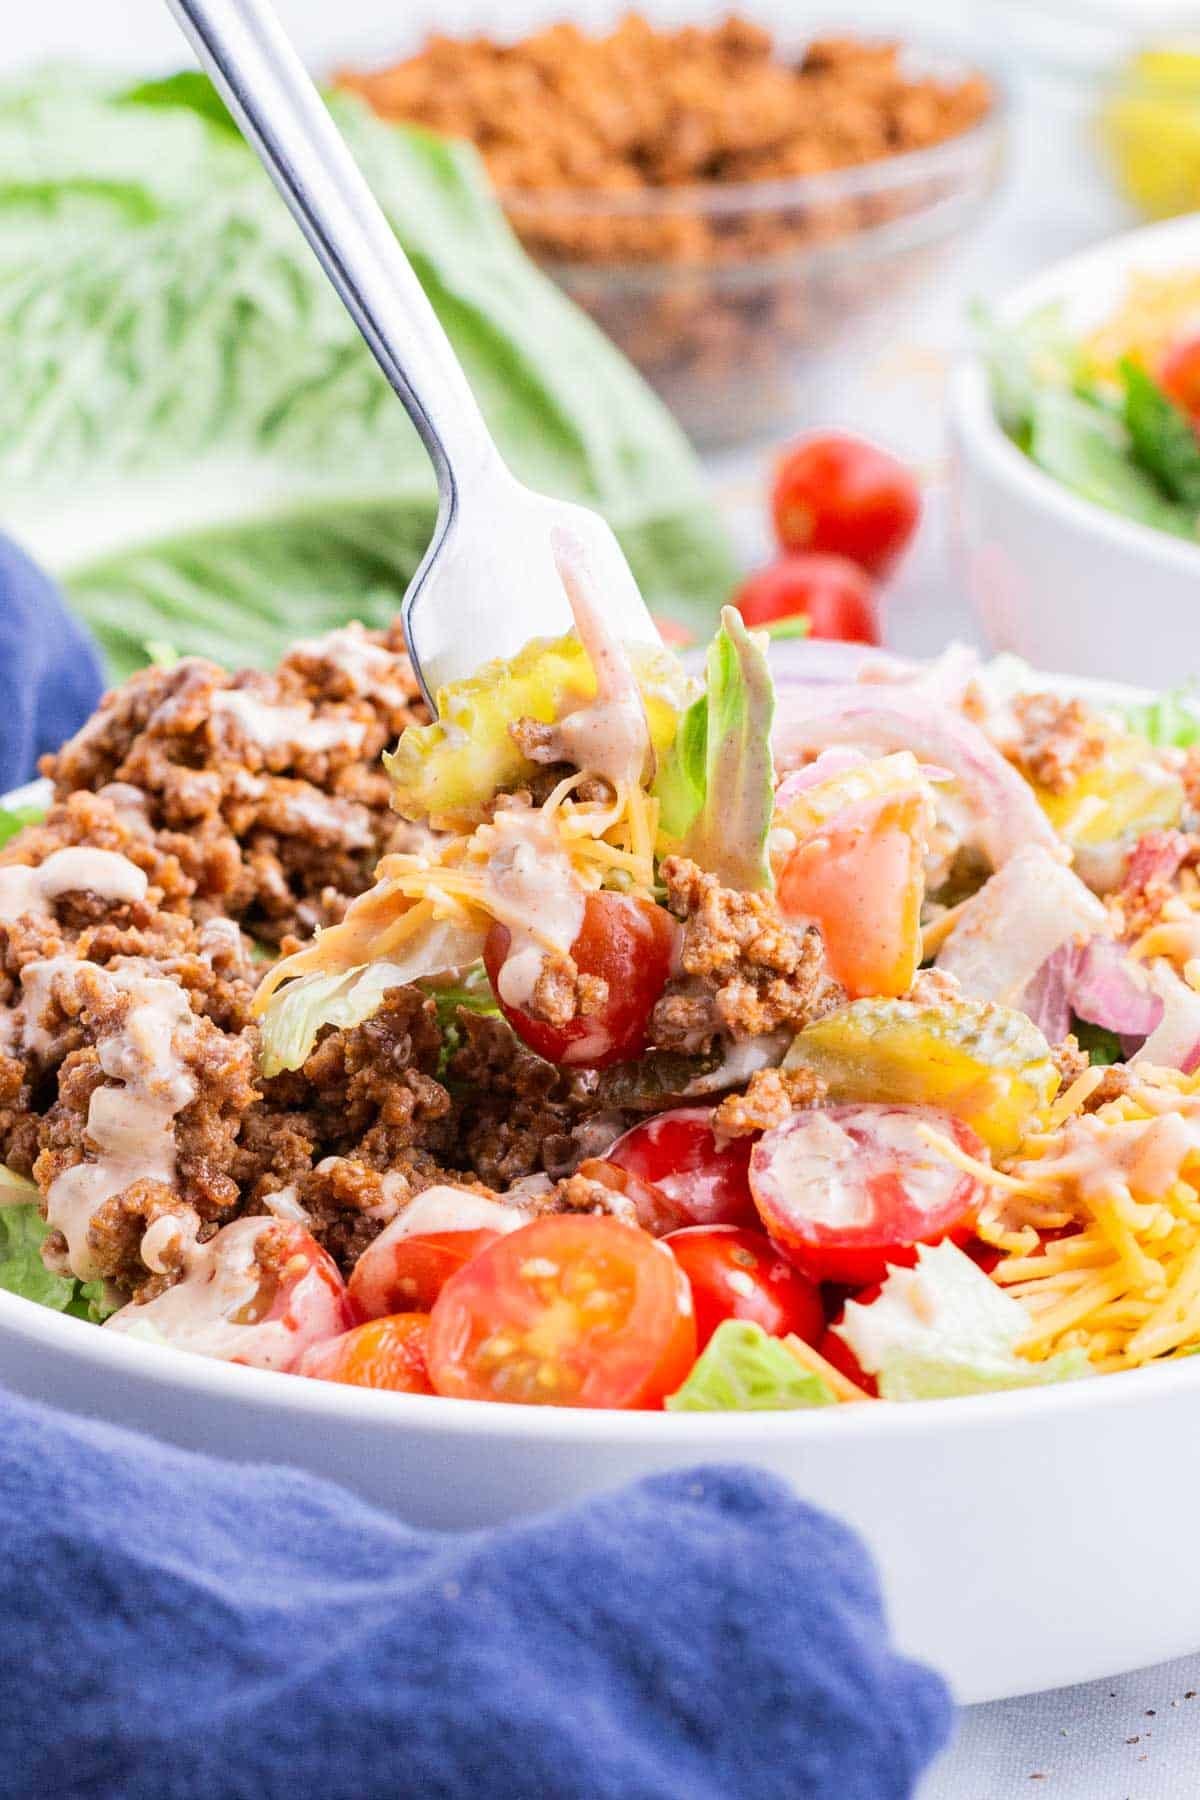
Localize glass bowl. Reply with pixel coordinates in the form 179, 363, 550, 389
502, 53, 1007, 448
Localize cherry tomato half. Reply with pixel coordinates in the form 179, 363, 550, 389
426, 1215, 696, 1408
1161, 336, 1200, 425
297, 1313, 434, 1393
484, 891, 676, 1068
733, 554, 881, 646
749, 1103, 982, 1288
817, 1288, 882, 1398
605, 1106, 758, 1228
234, 1222, 358, 1370
665, 1225, 824, 1351
350, 1228, 500, 1318
771, 433, 921, 578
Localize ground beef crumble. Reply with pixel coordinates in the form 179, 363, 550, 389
651, 855, 838, 1049
999, 692, 1109, 796
711, 1065, 826, 1138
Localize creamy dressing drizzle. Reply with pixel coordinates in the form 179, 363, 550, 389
106, 1216, 314, 1369
479, 809, 586, 1008
33, 964, 197, 1280
211, 690, 366, 755
292, 624, 411, 708
373, 1185, 530, 1243
272, 786, 374, 847
550, 528, 652, 792
0, 848, 147, 923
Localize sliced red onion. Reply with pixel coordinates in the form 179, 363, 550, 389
773, 687, 1061, 871
1022, 937, 1163, 1046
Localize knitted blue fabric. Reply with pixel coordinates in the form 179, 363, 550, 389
0, 534, 104, 791
0, 1386, 952, 1800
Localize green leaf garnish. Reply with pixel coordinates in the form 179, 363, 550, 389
0, 804, 46, 847
1125, 685, 1200, 749
665, 1319, 836, 1412
1120, 358, 1200, 508
653, 605, 776, 890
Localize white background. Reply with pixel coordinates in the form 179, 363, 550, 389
7, 3, 1200, 1794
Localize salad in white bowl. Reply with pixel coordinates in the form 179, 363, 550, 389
4, 556, 1200, 1419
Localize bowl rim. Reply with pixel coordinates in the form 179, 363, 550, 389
8, 651, 1200, 1448
948, 209, 1200, 576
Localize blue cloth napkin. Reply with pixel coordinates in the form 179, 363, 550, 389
0, 534, 105, 793
0, 1385, 952, 1800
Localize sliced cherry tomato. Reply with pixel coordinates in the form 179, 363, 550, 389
297, 1313, 434, 1393
350, 1228, 500, 1318
770, 433, 921, 578
733, 554, 881, 645
605, 1106, 757, 1228
1161, 336, 1200, 425
483, 891, 676, 1068
665, 1224, 824, 1351
818, 1287, 881, 1398
749, 1103, 982, 1288
236, 1222, 359, 1368
426, 1215, 696, 1408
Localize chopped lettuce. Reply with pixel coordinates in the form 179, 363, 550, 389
1120, 358, 1200, 508
1029, 389, 1196, 539
1126, 685, 1200, 749
975, 299, 1080, 443
1071, 1017, 1124, 1067
0, 1194, 112, 1321
833, 1241, 1091, 1401
653, 606, 775, 890
665, 1319, 835, 1412
0, 803, 45, 847
258, 917, 486, 1076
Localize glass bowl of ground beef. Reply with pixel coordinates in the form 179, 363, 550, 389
339, 19, 1005, 446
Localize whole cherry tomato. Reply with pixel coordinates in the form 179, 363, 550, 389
1161, 336, 1200, 425
733, 554, 881, 645
297, 1313, 434, 1393
605, 1106, 758, 1228
426, 1215, 696, 1408
665, 1224, 824, 1350
771, 433, 921, 578
483, 891, 675, 1068
749, 1103, 982, 1288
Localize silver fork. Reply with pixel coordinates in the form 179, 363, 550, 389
166, 0, 661, 706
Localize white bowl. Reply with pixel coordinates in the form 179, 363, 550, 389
3, 663, 1197, 1710
948, 212, 1200, 687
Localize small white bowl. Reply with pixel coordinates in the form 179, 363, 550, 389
948, 212, 1200, 687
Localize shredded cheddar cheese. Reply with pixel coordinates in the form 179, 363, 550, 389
988, 1070, 1200, 1372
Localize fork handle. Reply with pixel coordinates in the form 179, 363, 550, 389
167, 0, 496, 508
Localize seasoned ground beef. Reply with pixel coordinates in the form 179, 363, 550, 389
651, 855, 838, 1049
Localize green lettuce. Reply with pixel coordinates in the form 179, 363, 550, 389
653, 606, 775, 889
0, 1193, 112, 1321
0, 804, 45, 847
1126, 685, 1200, 749
1071, 1018, 1123, 1067
258, 916, 486, 1076
833, 1241, 1091, 1402
665, 1319, 835, 1412
0, 70, 736, 679
1120, 358, 1200, 508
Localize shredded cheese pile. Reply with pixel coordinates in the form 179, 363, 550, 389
974, 1068, 1200, 1373
255, 776, 659, 1005
1127, 866, 1200, 989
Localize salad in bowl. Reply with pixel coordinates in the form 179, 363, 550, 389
5, 553, 1200, 1417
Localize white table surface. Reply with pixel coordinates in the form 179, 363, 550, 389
10, 3, 1200, 1791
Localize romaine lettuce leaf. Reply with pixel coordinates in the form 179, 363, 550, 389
0, 71, 736, 678
0, 804, 45, 847
833, 1241, 1091, 1401
653, 606, 775, 889
258, 916, 487, 1077
0, 1193, 112, 1320
665, 1319, 835, 1411
1028, 390, 1196, 539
